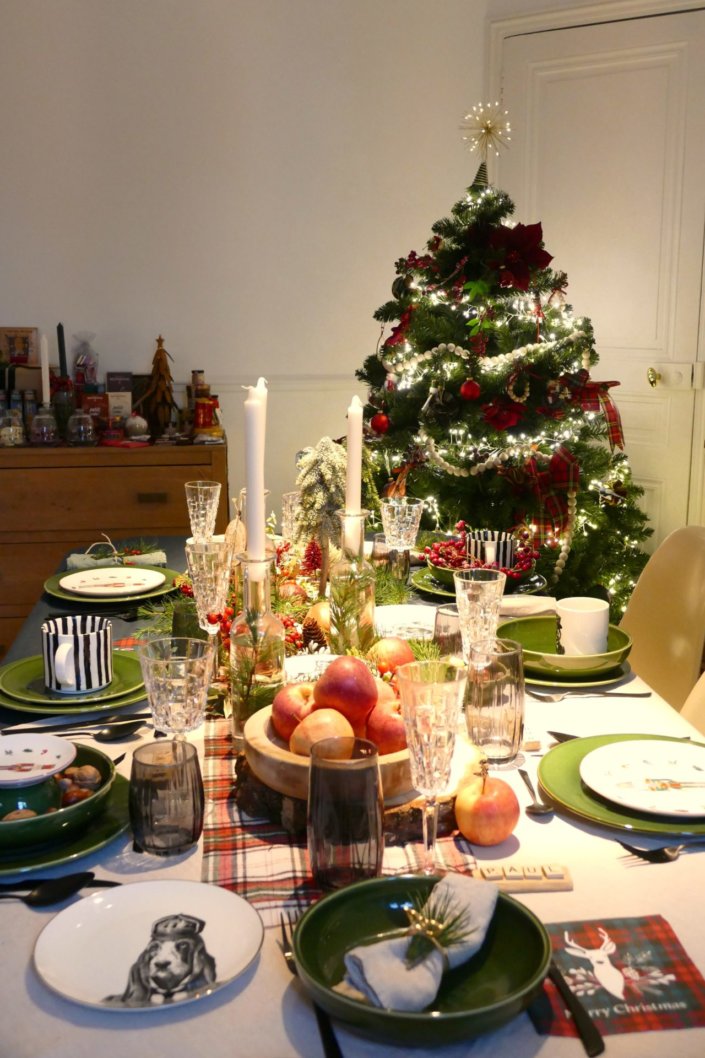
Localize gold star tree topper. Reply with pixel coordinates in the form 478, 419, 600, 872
460, 102, 511, 160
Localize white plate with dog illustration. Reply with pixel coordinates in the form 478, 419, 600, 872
58, 567, 166, 598
33, 880, 264, 1011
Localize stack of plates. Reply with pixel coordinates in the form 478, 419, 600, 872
538, 734, 705, 836
44, 565, 181, 605
0, 652, 145, 716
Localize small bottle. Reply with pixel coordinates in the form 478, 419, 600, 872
22, 388, 37, 435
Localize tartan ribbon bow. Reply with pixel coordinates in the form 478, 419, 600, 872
566, 370, 625, 450
524, 445, 580, 543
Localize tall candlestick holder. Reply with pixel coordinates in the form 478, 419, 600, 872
329, 510, 376, 655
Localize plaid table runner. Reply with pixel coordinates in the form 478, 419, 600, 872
534, 916, 705, 1036
201, 716, 477, 929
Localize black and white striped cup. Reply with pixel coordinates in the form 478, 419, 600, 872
41, 615, 113, 694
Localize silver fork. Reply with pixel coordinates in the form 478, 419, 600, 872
528, 689, 652, 703
280, 913, 344, 1058
618, 840, 705, 863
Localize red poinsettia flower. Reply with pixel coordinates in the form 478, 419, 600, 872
488, 222, 553, 291
481, 398, 526, 431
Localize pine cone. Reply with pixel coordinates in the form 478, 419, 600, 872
303, 617, 328, 651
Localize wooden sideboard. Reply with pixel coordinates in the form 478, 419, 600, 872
0, 443, 229, 659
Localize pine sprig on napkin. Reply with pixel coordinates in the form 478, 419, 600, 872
404, 886, 475, 969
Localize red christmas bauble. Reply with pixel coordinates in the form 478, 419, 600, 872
460, 379, 481, 401
370, 412, 391, 434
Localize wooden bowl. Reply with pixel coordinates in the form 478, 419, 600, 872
243, 707, 416, 805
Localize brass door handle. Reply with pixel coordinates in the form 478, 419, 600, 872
647, 367, 662, 388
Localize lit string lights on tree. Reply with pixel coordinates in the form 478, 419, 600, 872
356, 104, 651, 612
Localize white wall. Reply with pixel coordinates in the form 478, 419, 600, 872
0, 0, 587, 519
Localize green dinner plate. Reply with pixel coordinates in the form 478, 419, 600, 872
0, 652, 143, 706
410, 568, 457, 599
525, 662, 632, 689
538, 733, 705, 837
293, 875, 550, 1047
0, 680, 147, 717
43, 566, 181, 606
0, 774, 129, 877
498, 615, 631, 677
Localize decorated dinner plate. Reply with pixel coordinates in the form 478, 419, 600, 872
0, 733, 76, 787
374, 604, 435, 640
579, 739, 705, 818
0, 652, 143, 707
284, 653, 337, 683
33, 880, 264, 1011
44, 566, 181, 605
525, 662, 632, 689
538, 733, 705, 836
0, 774, 129, 876
58, 567, 166, 597
292, 875, 550, 1047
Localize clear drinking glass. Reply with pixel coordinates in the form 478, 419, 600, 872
184, 480, 222, 542
466, 638, 525, 765
185, 538, 233, 671
380, 497, 424, 549
433, 604, 463, 657
138, 637, 213, 739
129, 740, 204, 856
453, 567, 506, 660
281, 490, 302, 544
395, 658, 468, 874
307, 736, 384, 890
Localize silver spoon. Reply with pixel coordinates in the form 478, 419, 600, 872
518, 768, 554, 818
0, 871, 97, 907
51, 719, 146, 742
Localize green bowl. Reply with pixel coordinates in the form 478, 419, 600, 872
498, 615, 632, 677
0, 779, 62, 818
426, 559, 546, 596
293, 875, 550, 1047
0, 744, 115, 851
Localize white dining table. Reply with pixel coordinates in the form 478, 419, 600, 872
2, 558, 704, 1058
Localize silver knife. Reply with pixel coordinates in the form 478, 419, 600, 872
1, 712, 152, 736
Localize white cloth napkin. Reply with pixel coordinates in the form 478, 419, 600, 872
341, 874, 498, 1012
500, 595, 556, 617
66, 551, 168, 570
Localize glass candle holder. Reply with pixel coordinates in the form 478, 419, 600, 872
230, 549, 286, 751
329, 510, 375, 655
30, 405, 59, 446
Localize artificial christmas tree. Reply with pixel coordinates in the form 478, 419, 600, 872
357, 115, 651, 615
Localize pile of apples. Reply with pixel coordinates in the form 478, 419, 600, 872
271, 637, 415, 757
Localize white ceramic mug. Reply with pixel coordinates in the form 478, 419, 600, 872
41, 615, 113, 693
556, 597, 609, 655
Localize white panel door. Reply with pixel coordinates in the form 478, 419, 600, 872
496, 10, 705, 547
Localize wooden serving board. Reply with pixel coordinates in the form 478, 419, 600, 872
243, 706, 416, 805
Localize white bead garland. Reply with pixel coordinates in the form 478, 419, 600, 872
551, 489, 577, 583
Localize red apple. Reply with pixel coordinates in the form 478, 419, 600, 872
373, 676, 398, 707
454, 768, 520, 846
289, 709, 354, 757
271, 681, 315, 742
366, 697, 407, 754
368, 636, 415, 676
312, 655, 377, 736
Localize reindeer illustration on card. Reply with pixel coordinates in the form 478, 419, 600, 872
562, 926, 675, 1001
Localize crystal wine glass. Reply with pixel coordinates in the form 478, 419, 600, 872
453, 567, 506, 661
138, 636, 213, 740
380, 497, 424, 580
185, 538, 233, 674
395, 657, 468, 874
184, 480, 222, 542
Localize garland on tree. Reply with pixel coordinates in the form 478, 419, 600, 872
356, 123, 651, 613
